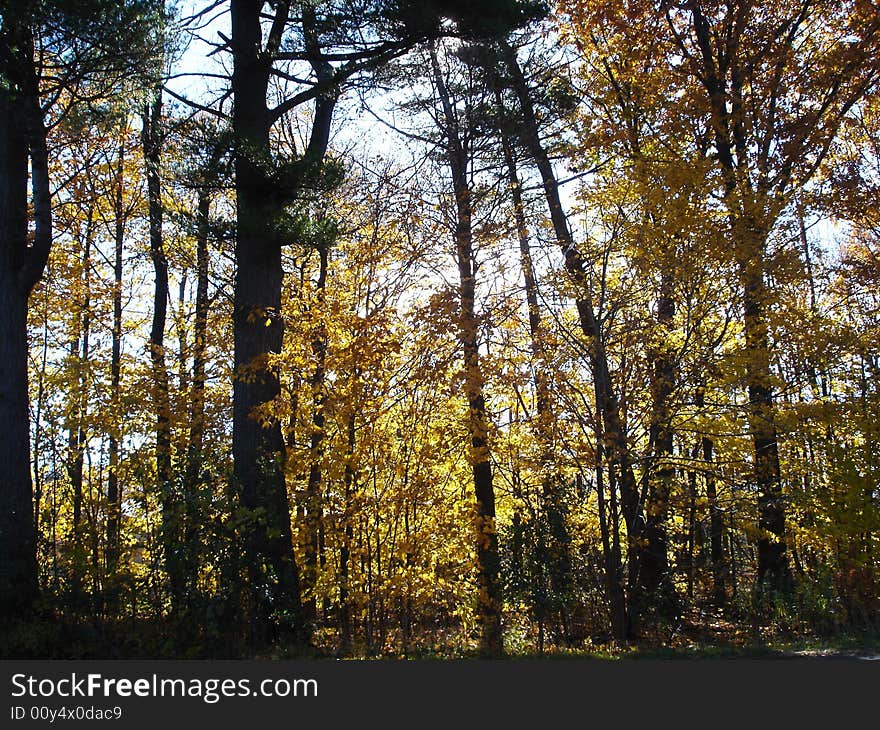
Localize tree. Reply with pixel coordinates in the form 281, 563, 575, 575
563, 0, 880, 596
428, 43, 503, 655
489, 36, 645, 637
0, 0, 155, 618
224, 0, 542, 647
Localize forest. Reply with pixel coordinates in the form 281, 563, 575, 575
1, 0, 878, 660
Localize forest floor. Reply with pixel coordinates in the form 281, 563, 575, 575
4, 609, 879, 659
506, 616, 880, 660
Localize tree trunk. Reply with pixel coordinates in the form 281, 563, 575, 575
595, 446, 627, 641
695, 387, 725, 603
189, 189, 210, 461
231, 0, 305, 646
636, 266, 679, 620
68, 204, 93, 608
106, 130, 125, 588
182, 184, 211, 603
0, 89, 39, 617
32, 286, 50, 547
687, 3, 791, 596
498, 124, 572, 623
686, 444, 698, 602
339, 411, 356, 653
302, 244, 329, 624
705, 434, 725, 603
432, 48, 502, 656
143, 89, 185, 615
737, 225, 789, 593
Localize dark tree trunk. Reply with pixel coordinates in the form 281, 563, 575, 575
705, 435, 725, 603
230, 0, 305, 646
187, 189, 210, 470
695, 387, 725, 603
686, 443, 698, 602
739, 244, 789, 593
339, 411, 356, 654
143, 90, 186, 615
432, 48, 502, 657
636, 267, 680, 620
595, 445, 627, 642
182, 184, 211, 601
686, 7, 790, 596
32, 286, 50, 546
68, 206, 93, 607
0, 88, 39, 617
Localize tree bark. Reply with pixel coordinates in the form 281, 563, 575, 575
637, 265, 680, 619
181, 183, 211, 603
32, 286, 50, 547
684, 3, 791, 596
694, 386, 725, 603
0, 88, 39, 617
339, 410, 357, 653
187, 189, 210, 475
595, 443, 627, 641
738, 232, 789, 593
68, 205, 93, 607
230, 0, 306, 646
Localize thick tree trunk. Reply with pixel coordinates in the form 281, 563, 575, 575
636, 268, 680, 620
231, 0, 305, 645
738, 239, 789, 593
0, 90, 38, 617
686, 3, 791, 597
0, 275, 37, 614
455, 212, 502, 656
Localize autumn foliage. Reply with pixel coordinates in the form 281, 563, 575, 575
2, 0, 879, 657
